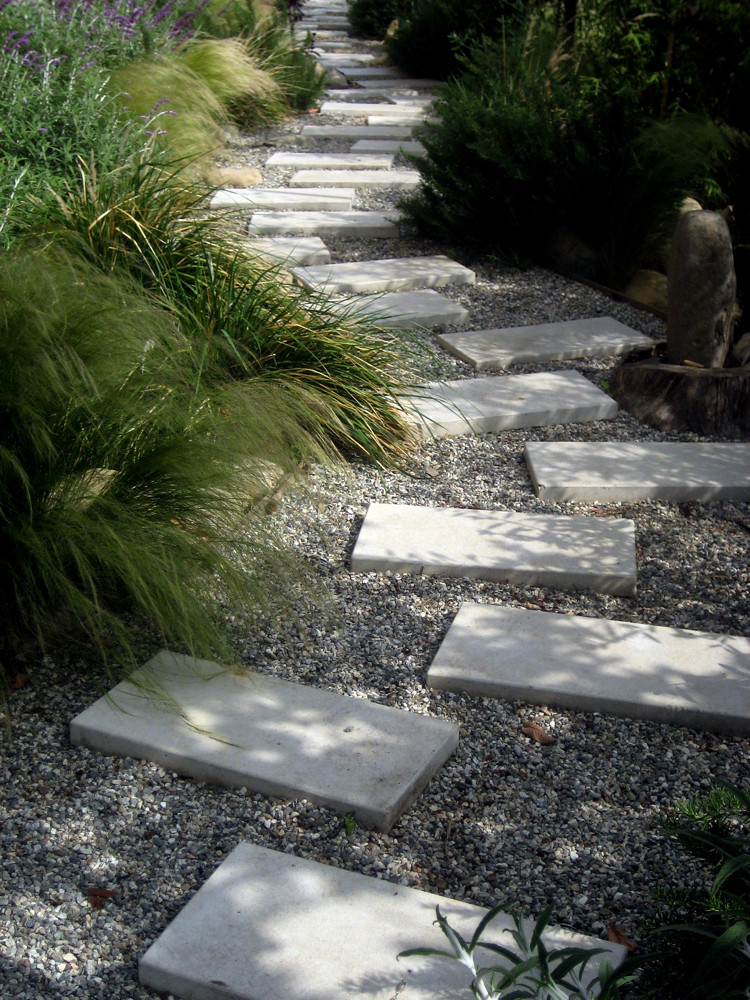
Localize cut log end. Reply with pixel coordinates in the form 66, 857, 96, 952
611, 347, 750, 439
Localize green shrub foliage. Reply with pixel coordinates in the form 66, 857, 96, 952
404, 25, 728, 286
384, 0, 524, 80
346, 0, 401, 41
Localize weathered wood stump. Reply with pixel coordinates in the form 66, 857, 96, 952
611, 344, 750, 439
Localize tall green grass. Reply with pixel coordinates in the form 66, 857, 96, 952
0, 245, 341, 695
29, 150, 422, 465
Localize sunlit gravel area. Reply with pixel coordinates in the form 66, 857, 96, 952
2, 92, 749, 1000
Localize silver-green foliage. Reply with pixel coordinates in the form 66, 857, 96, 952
399, 904, 639, 1000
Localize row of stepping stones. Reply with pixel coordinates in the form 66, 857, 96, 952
71, 3, 750, 997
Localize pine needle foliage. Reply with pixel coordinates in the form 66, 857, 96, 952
0, 246, 341, 695
28, 150, 422, 465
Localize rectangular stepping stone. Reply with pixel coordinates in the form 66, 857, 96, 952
243, 236, 330, 266
249, 210, 400, 237
289, 169, 420, 189
318, 53, 377, 66
319, 101, 427, 116
358, 79, 437, 90
525, 441, 750, 502
140, 842, 625, 1000
341, 66, 406, 79
70, 650, 458, 832
350, 503, 637, 595
368, 114, 432, 126
405, 370, 617, 438
427, 603, 750, 734
302, 124, 415, 139
437, 316, 655, 369
266, 150, 394, 169
351, 139, 426, 155
328, 289, 469, 329
310, 39, 358, 49
210, 187, 354, 211
292, 255, 475, 294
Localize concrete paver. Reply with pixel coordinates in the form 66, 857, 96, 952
406, 370, 617, 437
70, 651, 458, 832
350, 503, 637, 595
525, 441, 750, 501
292, 255, 475, 293
436, 317, 655, 369
140, 843, 625, 1000
428, 603, 750, 734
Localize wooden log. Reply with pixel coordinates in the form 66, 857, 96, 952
611, 350, 750, 439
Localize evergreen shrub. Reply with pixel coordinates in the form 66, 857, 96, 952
346, 0, 401, 41
384, 0, 522, 79
403, 25, 728, 286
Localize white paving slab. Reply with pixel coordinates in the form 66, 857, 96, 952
292, 255, 475, 293
368, 114, 432, 126
405, 370, 617, 438
324, 88, 428, 102
249, 210, 400, 237
351, 139, 426, 155
289, 169, 420, 189
310, 39, 358, 49
70, 650, 458, 832
436, 316, 655, 369
302, 124, 415, 139
140, 843, 625, 1000
350, 503, 637, 595
341, 66, 405, 79
266, 150, 394, 169
318, 53, 377, 66
320, 101, 427, 116
243, 236, 330, 265
525, 441, 750, 501
210, 187, 354, 211
328, 289, 469, 329
428, 603, 750, 734
358, 79, 437, 90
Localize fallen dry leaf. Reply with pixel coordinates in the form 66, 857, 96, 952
521, 720, 556, 745
87, 887, 117, 910
607, 922, 637, 953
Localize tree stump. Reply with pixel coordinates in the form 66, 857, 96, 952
611, 345, 750, 439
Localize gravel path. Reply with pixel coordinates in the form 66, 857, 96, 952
3, 35, 750, 1000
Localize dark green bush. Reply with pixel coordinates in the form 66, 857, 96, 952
403, 26, 728, 286
384, 0, 524, 80
347, 0, 401, 41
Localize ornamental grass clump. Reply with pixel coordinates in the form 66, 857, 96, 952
0, 245, 340, 698
31, 150, 423, 465
195, 0, 326, 113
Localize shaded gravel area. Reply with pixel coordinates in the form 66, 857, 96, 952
3, 32, 750, 1000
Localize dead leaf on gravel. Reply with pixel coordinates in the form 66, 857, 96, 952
87, 887, 117, 910
607, 922, 637, 952
521, 720, 556, 745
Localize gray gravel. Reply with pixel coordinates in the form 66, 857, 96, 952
3, 33, 750, 1000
